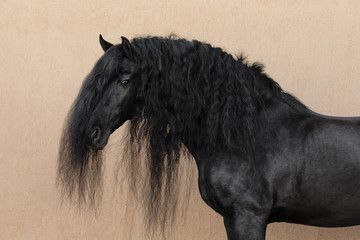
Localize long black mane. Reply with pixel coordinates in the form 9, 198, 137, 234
58, 36, 308, 235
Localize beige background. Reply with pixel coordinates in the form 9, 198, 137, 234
1, 0, 360, 239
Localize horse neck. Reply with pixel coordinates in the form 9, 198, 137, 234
250, 69, 309, 113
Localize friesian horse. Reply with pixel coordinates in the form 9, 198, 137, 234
58, 35, 360, 240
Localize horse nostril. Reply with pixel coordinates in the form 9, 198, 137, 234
90, 127, 101, 143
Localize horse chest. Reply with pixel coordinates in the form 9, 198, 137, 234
195, 154, 271, 218
197, 166, 236, 217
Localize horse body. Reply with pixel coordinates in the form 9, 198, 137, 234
193, 82, 360, 238
265, 107, 360, 226
58, 35, 360, 240
263, 113, 360, 228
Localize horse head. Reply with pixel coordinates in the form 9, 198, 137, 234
86, 35, 142, 149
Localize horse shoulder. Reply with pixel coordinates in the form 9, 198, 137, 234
195, 151, 273, 218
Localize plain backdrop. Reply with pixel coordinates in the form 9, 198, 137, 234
1, 0, 360, 239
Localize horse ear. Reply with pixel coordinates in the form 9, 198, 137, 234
99, 34, 114, 52
121, 36, 133, 57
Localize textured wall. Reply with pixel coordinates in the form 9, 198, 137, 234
1, 0, 360, 239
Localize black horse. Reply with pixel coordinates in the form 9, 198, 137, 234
58, 35, 360, 240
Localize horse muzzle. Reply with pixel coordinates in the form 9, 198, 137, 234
86, 126, 110, 150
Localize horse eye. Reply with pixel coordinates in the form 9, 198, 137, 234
120, 79, 130, 86
119, 74, 131, 87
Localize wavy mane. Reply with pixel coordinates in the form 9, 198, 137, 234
58, 48, 123, 206
124, 37, 263, 234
